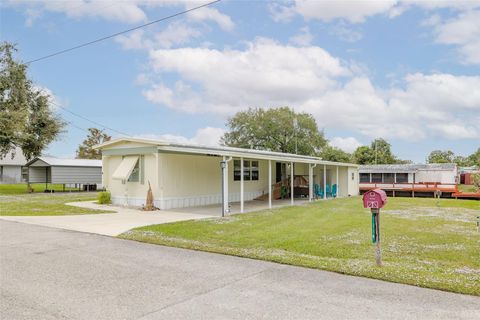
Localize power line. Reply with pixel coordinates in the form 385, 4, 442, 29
25, 0, 222, 64
54, 102, 132, 137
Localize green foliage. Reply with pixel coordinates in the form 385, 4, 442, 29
319, 145, 352, 162
352, 138, 408, 164
120, 197, 480, 295
427, 150, 455, 164
0, 42, 65, 161
472, 173, 480, 192
76, 128, 111, 159
428, 148, 480, 167
97, 191, 111, 204
221, 107, 327, 156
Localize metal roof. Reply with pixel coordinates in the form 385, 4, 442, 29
0, 147, 27, 166
26, 157, 102, 167
95, 138, 358, 167
359, 163, 457, 173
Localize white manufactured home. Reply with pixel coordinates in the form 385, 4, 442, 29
96, 138, 359, 213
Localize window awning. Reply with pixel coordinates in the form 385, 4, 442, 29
112, 156, 139, 180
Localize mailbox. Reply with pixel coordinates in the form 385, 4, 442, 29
362, 189, 387, 209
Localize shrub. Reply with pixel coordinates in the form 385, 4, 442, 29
472, 173, 480, 192
97, 191, 111, 204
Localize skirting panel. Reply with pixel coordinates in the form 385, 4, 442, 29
111, 191, 264, 210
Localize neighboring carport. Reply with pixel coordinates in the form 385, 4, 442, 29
26, 157, 102, 192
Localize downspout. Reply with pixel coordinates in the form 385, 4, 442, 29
220, 156, 233, 217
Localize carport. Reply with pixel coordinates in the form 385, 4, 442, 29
26, 157, 102, 191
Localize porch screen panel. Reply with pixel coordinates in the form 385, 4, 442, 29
371, 173, 382, 183
383, 173, 394, 183
360, 173, 370, 183
396, 173, 408, 183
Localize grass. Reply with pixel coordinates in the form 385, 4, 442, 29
0, 193, 113, 216
0, 183, 78, 195
458, 184, 479, 193
120, 197, 480, 296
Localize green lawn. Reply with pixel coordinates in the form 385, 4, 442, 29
0, 193, 112, 216
120, 197, 480, 296
0, 183, 78, 195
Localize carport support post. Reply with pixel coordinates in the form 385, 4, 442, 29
240, 157, 244, 213
221, 157, 226, 217
308, 164, 313, 202
323, 165, 327, 199
336, 166, 339, 197
290, 162, 294, 205
268, 160, 272, 209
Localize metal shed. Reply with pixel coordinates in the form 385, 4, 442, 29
26, 157, 102, 191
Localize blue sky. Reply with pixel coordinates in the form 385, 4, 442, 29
2, 0, 479, 163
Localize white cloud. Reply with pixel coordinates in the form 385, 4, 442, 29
186, 5, 234, 31
115, 22, 202, 50
135, 126, 225, 146
272, 0, 399, 23
329, 137, 362, 153
11, 0, 233, 29
140, 39, 480, 141
329, 23, 363, 42
289, 27, 313, 46
431, 10, 480, 64
144, 38, 349, 114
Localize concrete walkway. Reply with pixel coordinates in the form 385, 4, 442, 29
0, 201, 213, 236
1, 220, 478, 320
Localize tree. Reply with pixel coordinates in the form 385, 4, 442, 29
221, 107, 327, 156
427, 150, 455, 164
76, 128, 111, 159
352, 146, 375, 164
352, 138, 404, 164
472, 173, 480, 192
0, 42, 64, 160
467, 148, 480, 167
319, 145, 352, 163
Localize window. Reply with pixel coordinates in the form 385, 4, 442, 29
243, 160, 251, 181
360, 173, 370, 183
383, 173, 394, 183
352, 172, 355, 180
233, 159, 259, 181
128, 160, 140, 182
396, 173, 408, 183
371, 173, 382, 183
251, 161, 259, 181
234, 160, 241, 181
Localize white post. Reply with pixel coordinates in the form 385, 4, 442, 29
290, 162, 294, 205
268, 160, 272, 209
323, 164, 327, 200
309, 164, 313, 202
224, 157, 229, 214
336, 166, 339, 198
240, 157, 244, 213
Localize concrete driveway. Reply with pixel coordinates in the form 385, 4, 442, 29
0, 201, 213, 236
1, 220, 478, 320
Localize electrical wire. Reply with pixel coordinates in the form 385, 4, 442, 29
25, 0, 222, 64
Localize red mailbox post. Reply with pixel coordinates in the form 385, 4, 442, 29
363, 189, 387, 266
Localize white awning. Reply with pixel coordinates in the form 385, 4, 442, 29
112, 156, 139, 180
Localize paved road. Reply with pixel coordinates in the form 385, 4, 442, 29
1, 221, 478, 320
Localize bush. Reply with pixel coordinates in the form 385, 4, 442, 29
97, 191, 111, 204
472, 173, 480, 192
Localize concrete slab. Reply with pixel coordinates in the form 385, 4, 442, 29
1, 221, 479, 320
0, 201, 213, 236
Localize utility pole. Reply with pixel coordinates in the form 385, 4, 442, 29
375, 139, 378, 164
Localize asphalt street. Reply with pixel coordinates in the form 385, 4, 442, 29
1, 220, 478, 319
